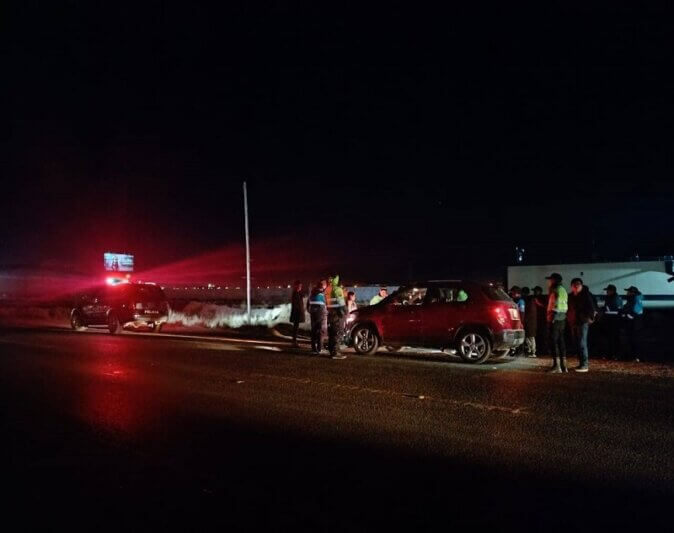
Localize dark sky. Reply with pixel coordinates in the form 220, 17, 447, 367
5, 3, 674, 283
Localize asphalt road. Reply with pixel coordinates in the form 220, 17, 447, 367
1, 327, 672, 531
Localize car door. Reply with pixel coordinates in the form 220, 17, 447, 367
381, 287, 426, 345
90, 288, 109, 324
79, 293, 98, 324
420, 286, 470, 347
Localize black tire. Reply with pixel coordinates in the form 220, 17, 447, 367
107, 313, 122, 335
457, 330, 491, 364
70, 311, 86, 331
352, 325, 380, 355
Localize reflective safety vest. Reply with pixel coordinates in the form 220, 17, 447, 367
326, 277, 346, 309
548, 285, 568, 314
309, 290, 326, 307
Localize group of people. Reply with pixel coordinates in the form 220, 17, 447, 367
289, 277, 358, 359
509, 273, 645, 373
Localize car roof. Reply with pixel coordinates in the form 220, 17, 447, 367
405, 280, 484, 288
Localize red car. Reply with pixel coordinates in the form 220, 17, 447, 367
346, 281, 523, 363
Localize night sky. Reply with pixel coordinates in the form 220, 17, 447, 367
5, 3, 674, 284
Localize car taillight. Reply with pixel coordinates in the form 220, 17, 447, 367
494, 305, 519, 326
494, 306, 508, 326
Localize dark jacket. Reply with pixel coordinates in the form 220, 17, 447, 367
567, 286, 597, 325
604, 293, 623, 312
290, 290, 305, 323
524, 295, 538, 337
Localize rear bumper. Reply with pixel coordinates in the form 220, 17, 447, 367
126, 313, 168, 327
494, 329, 525, 350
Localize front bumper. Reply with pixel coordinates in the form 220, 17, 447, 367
494, 329, 525, 350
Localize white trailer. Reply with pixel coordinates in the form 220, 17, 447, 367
507, 260, 674, 309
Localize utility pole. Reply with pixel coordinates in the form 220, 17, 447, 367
243, 181, 252, 325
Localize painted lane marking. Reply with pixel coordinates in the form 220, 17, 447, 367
252, 373, 528, 416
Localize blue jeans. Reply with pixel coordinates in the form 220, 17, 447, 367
572, 322, 589, 367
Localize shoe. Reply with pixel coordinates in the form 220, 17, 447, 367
310, 350, 320, 356
331, 354, 347, 360
547, 358, 562, 373
560, 357, 568, 373
527, 354, 537, 358
574, 366, 589, 373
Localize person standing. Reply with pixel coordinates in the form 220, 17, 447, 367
289, 280, 305, 347
370, 287, 388, 305
546, 273, 568, 373
521, 287, 538, 357
509, 286, 526, 317
567, 278, 597, 372
621, 286, 644, 361
533, 286, 548, 354
346, 291, 358, 313
602, 284, 622, 359
308, 279, 328, 355
325, 275, 348, 359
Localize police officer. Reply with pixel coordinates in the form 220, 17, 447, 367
546, 273, 569, 373
325, 275, 348, 359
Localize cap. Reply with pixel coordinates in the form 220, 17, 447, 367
603, 284, 617, 292
545, 273, 563, 282
570, 277, 583, 285
624, 286, 641, 294
510, 285, 521, 292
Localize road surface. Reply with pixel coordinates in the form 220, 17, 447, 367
1, 327, 672, 530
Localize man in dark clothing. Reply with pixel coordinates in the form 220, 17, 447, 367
621, 286, 644, 361
308, 280, 328, 354
521, 287, 539, 357
533, 286, 548, 354
289, 280, 305, 346
601, 284, 622, 359
567, 278, 597, 372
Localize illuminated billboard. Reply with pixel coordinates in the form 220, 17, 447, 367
103, 253, 134, 272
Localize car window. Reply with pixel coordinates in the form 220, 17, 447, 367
129, 285, 165, 302
390, 287, 427, 306
483, 285, 510, 301
425, 287, 469, 304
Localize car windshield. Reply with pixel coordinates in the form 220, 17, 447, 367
483, 285, 511, 301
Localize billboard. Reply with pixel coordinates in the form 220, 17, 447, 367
103, 253, 134, 272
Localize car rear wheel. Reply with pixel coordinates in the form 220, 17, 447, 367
71, 312, 85, 331
352, 325, 380, 355
457, 331, 491, 364
107, 313, 122, 335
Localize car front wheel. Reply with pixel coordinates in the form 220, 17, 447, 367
352, 325, 380, 355
457, 331, 491, 364
108, 313, 122, 335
